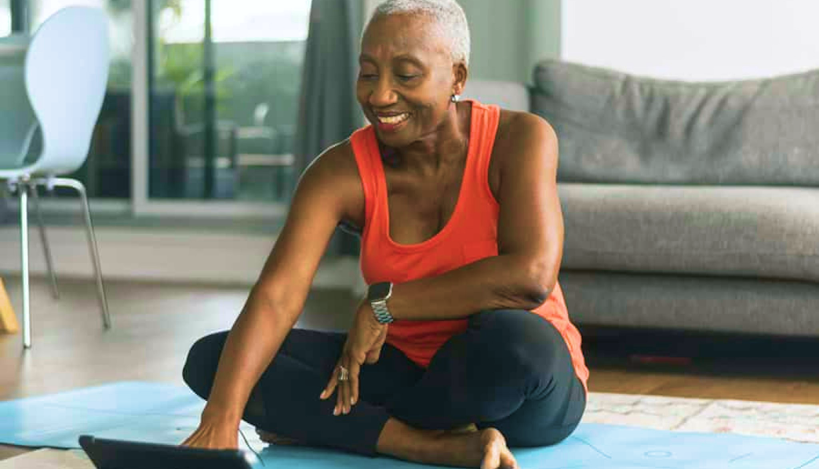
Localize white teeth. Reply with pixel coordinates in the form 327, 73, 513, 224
378, 113, 410, 124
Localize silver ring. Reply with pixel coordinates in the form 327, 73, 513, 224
338, 365, 349, 382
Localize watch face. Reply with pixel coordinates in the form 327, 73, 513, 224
368, 282, 392, 301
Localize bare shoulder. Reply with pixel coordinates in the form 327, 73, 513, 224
495, 109, 558, 157
488, 110, 558, 196
303, 139, 357, 178
297, 139, 365, 227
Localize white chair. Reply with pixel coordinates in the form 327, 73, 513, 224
0, 7, 111, 349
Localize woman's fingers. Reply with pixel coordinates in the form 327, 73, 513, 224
333, 357, 363, 414
364, 346, 381, 364
349, 360, 361, 407
181, 427, 206, 447
364, 328, 386, 364
335, 364, 345, 415
331, 355, 362, 415
341, 374, 349, 415
180, 421, 239, 450
342, 356, 353, 414
181, 431, 207, 449
321, 363, 339, 401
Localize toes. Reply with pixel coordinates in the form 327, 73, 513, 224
481, 440, 501, 469
500, 449, 519, 469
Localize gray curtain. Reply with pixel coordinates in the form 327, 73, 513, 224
294, 0, 364, 255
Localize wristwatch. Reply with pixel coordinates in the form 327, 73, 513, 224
367, 282, 394, 324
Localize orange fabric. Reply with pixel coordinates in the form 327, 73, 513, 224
350, 100, 589, 393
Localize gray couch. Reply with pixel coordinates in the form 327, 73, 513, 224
465, 60, 819, 337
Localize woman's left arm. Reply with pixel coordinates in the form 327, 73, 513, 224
387, 113, 563, 320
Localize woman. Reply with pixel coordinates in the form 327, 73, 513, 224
181, 1, 588, 468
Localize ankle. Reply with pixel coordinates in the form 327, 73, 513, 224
376, 418, 440, 463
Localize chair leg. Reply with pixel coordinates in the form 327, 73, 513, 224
47, 178, 111, 329
31, 185, 60, 300
18, 181, 32, 349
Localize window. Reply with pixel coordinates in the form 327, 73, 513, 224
148, 0, 311, 202
2, 0, 312, 211
0, 1, 10, 37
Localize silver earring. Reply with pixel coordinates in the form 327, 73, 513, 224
451, 94, 461, 103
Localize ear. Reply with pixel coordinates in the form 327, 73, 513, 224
452, 62, 468, 96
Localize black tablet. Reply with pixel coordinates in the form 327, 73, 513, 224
79, 435, 260, 468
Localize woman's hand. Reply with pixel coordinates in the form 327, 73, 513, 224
320, 300, 388, 415
181, 412, 240, 450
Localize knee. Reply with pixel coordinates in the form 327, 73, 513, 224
470, 310, 564, 379
182, 331, 228, 399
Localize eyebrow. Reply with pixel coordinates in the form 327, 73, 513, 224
395, 54, 424, 68
359, 53, 425, 68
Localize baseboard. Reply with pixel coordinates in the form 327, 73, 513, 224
0, 225, 362, 289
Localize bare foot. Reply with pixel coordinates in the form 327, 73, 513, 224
257, 423, 477, 447
378, 418, 518, 469
255, 428, 305, 446
476, 429, 518, 469
438, 427, 518, 469
256, 422, 479, 449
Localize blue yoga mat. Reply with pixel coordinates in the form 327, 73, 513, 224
1, 382, 818, 468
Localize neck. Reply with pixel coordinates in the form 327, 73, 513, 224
390, 101, 470, 171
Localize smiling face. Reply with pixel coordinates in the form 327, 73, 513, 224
357, 13, 467, 148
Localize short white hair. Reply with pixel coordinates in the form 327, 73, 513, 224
368, 0, 471, 67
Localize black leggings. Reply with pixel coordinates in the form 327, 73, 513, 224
182, 309, 586, 456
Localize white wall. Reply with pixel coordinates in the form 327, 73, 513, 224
363, 0, 561, 83
562, 0, 819, 81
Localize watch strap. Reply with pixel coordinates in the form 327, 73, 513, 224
368, 282, 394, 324
371, 298, 394, 324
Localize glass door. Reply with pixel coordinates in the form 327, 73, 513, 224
146, 0, 310, 204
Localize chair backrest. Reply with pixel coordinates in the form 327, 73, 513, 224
24, 6, 109, 176
0, 35, 38, 169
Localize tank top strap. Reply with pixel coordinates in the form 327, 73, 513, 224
349, 102, 500, 242
466, 101, 501, 206
349, 127, 381, 238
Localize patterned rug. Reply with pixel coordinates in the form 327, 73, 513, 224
583, 392, 819, 444
2, 390, 818, 468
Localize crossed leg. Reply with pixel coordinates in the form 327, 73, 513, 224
182, 309, 584, 465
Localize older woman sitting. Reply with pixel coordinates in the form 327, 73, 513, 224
181, 0, 588, 467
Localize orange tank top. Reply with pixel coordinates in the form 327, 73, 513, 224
350, 100, 589, 393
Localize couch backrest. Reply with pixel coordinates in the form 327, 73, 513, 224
464, 79, 530, 113
531, 59, 819, 185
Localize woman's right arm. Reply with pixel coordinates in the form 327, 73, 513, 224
183, 142, 363, 449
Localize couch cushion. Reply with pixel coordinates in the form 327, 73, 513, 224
560, 271, 819, 336
464, 80, 530, 113
533, 60, 819, 185
558, 183, 819, 283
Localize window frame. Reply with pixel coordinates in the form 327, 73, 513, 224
28, 0, 295, 220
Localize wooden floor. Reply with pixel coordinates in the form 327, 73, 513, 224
1, 277, 818, 461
